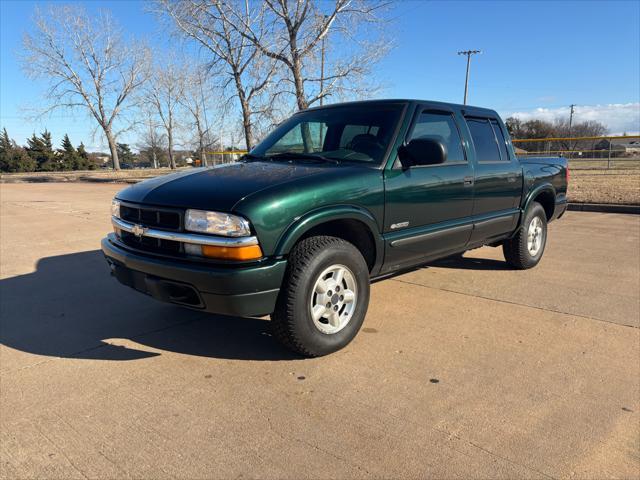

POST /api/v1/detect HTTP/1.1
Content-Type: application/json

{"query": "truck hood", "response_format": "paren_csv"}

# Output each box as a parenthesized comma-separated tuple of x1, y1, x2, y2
(115, 161, 329, 211)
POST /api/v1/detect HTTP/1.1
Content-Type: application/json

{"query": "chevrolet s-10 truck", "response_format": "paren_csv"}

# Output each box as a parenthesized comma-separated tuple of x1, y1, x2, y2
(102, 99, 568, 356)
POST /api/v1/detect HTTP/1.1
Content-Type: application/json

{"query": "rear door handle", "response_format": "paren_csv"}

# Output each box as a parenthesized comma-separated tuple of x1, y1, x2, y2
(463, 176, 474, 186)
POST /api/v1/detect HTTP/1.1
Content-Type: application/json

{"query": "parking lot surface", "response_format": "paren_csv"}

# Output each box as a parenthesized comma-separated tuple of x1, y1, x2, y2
(1, 183, 639, 479)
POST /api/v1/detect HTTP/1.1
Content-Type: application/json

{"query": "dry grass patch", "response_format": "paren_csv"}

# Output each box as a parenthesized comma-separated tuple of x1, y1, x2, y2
(569, 169, 640, 204)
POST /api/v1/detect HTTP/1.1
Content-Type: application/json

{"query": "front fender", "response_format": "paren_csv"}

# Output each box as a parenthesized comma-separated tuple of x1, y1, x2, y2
(274, 205, 384, 272)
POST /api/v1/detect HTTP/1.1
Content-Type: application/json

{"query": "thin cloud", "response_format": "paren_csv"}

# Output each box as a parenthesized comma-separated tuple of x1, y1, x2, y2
(501, 103, 640, 135)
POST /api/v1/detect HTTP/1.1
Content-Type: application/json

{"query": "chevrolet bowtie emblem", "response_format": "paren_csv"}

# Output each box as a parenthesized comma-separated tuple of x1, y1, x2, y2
(131, 224, 147, 237)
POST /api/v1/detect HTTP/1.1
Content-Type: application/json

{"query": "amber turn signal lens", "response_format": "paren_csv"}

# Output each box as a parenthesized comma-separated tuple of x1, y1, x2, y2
(201, 244, 263, 260)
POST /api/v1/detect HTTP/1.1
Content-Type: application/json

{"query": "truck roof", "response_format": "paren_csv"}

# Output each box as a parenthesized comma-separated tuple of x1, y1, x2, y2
(302, 98, 498, 117)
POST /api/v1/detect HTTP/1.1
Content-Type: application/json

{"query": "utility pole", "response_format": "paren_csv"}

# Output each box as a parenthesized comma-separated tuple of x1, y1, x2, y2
(568, 104, 576, 136)
(319, 15, 329, 107)
(457, 50, 481, 105)
(568, 104, 576, 155)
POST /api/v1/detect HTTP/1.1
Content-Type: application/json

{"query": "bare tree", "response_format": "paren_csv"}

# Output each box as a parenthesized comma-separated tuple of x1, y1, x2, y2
(178, 68, 217, 166)
(21, 5, 150, 170)
(156, 0, 278, 150)
(505, 116, 608, 155)
(145, 62, 185, 169)
(137, 108, 167, 168)
(235, 0, 390, 110)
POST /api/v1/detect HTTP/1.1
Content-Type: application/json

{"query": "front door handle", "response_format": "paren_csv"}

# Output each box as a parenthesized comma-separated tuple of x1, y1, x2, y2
(463, 176, 474, 187)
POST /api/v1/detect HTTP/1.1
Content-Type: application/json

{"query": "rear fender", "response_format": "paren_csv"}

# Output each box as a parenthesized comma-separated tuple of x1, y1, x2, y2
(518, 183, 556, 228)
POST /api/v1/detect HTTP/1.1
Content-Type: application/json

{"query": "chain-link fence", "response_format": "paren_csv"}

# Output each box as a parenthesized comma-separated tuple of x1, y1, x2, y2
(197, 138, 640, 172)
(193, 150, 248, 167)
(512, 135, 640, 170)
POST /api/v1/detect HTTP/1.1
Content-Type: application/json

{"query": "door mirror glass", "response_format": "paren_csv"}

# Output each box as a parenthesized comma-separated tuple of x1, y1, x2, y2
(398, 138, 447, 168)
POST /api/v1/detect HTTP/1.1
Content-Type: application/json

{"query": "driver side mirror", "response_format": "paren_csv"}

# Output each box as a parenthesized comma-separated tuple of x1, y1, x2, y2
(398, 138, 447, 169)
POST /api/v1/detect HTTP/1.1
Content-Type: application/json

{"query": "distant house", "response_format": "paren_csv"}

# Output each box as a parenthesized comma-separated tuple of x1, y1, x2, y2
(620, 140, 640, 154)
(595, 139, 640, 155)
(87, 152, 111, 164)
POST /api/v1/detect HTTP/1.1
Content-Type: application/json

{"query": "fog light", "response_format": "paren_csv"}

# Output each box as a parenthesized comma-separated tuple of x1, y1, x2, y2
(184, 243, 203, 256)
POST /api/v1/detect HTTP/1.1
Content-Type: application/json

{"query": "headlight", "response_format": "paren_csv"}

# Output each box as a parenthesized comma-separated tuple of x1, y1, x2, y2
(111, 199, 120, 218)
(185, 209, 251, 237)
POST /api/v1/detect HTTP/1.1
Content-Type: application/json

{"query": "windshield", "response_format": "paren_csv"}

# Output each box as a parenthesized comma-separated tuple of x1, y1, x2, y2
(250, 103, 405, 165)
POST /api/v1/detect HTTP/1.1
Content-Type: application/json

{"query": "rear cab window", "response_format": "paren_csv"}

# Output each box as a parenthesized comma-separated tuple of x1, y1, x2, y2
(339, 125, 380, 148)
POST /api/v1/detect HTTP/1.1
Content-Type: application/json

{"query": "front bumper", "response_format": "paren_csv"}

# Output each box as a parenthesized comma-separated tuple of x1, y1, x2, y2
(101, 234, 286, 317)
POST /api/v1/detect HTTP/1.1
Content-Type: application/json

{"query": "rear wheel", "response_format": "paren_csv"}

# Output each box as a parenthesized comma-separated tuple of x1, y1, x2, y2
(271, 236, 370, 357)
(503, 201, 547, 269)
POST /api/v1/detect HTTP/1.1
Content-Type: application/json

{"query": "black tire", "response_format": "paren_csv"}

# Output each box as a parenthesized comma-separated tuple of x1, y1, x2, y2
(503, 201, 547, 269)
(271, 235, 370, 357)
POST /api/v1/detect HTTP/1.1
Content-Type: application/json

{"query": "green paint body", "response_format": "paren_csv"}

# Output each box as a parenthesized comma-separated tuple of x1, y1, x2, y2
(106, 100, 568, 316)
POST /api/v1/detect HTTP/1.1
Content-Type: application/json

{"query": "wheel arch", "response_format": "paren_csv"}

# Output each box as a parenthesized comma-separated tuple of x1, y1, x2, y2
(521, 184, 556, 225)
(274, 206, 384, 274)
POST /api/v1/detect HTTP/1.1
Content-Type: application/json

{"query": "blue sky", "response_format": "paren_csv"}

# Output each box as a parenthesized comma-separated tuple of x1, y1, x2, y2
(1, 0, 639, 151)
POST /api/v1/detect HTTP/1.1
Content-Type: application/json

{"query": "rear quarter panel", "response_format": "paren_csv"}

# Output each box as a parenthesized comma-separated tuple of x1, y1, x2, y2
(519, 156, 568, 212)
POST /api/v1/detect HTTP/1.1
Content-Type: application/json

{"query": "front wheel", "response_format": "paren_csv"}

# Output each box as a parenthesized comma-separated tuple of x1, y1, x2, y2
(270, 236, 370, 357)
(503, 202, 548, 269)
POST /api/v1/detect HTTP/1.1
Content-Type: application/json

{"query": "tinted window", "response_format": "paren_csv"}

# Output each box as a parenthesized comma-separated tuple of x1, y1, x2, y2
(490, 119, 510, 162)
(339, 125, 380, 148)
(267, 122, 327, 154)
(466, 118, 501, 162)
(253, 104, 403, 164)
(409, 112, 465, 163)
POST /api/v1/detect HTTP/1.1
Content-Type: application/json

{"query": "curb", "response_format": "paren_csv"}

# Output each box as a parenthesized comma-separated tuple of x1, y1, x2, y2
(568, 203, 640, 215)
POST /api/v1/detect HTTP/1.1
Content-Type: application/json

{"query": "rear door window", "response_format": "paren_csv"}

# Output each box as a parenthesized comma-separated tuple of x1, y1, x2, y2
(466, 117, 501, 163)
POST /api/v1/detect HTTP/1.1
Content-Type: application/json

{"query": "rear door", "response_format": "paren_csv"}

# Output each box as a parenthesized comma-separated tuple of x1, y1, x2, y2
(383, 106, 474, 270)
(464, 116, 523, 242)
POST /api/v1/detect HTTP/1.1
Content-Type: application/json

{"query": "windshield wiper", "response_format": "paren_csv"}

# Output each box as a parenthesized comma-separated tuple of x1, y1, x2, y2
(241, 153, 269, 162)
(268, 152, 339, 165)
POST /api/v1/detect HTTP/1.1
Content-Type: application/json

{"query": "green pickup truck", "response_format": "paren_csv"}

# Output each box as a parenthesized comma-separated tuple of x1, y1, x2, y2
(102, 99, 568, 356)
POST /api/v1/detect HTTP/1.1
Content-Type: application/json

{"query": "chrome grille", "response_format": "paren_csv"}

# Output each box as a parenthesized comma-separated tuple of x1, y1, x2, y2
(117, 203, 183, 255)
(120, 203, 181, 231)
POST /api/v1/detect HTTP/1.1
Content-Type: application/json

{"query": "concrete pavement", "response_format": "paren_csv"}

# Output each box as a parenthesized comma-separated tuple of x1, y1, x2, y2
(1, 183, 638, 479)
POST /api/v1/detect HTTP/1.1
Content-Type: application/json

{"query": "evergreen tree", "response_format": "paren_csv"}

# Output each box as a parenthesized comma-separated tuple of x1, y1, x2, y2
(0, 128, 12, 154)
(58, 133, 79, 170)
(116, 143, 136, 168)
(26, 130, 56, 171)
(42, 130, 53, 151)
(76, 142, 96, 170)
(26, 133, 44, 151)
(0, 128, 36, 172)
(77, 142, 88, 159)
(61, 134, 75, 154)
(1, 147, 37, 172)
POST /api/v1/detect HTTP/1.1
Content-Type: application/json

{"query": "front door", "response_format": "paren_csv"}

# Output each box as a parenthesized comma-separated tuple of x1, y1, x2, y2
(383, 108, 474, 272)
